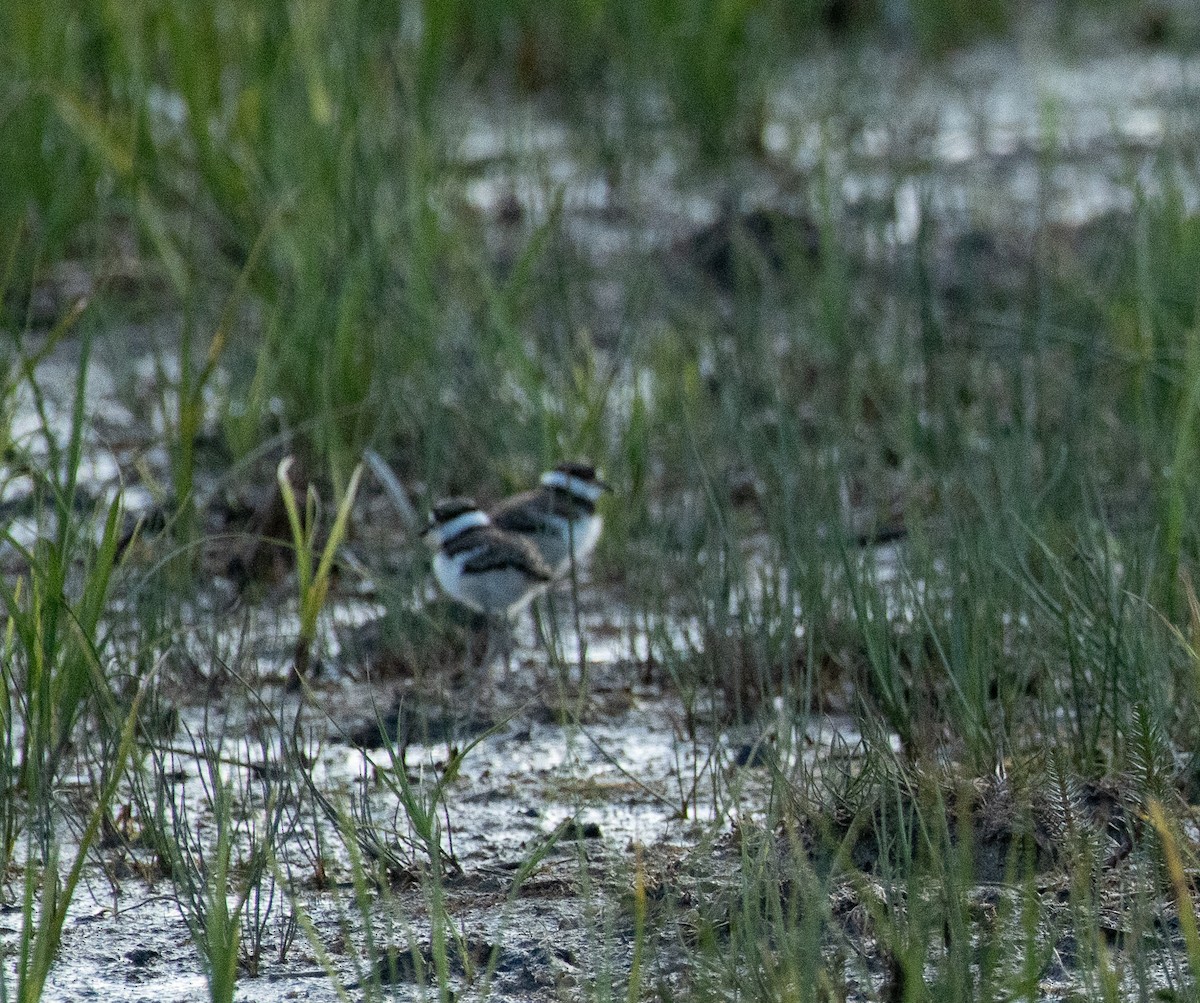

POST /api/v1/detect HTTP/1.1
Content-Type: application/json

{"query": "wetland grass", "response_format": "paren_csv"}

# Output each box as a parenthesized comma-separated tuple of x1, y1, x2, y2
(5, 0, 1200, 1000)
(0, 343, 153, 1002)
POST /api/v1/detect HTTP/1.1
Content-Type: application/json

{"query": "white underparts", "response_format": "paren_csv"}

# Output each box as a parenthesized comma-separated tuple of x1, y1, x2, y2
(432, 548, 545, 616)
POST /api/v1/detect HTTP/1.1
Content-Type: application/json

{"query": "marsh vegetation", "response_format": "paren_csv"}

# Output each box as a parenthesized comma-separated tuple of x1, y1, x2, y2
(4, 1, 1200, 1000)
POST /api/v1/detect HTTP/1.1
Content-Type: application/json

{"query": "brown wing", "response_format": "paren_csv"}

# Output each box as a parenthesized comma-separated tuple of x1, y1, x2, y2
(492, 486, 593, 528)
(490, 489, 555, 534)
(461, 528, 553, 580)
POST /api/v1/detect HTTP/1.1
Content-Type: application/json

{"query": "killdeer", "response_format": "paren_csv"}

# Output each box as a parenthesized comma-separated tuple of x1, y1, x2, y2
(422, 497, 554, 618)
(490, 461, 611, 578)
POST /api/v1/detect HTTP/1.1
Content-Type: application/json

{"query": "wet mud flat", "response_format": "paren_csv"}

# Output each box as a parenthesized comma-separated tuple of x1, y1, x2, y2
(4, 633, 827, 1003)
(7, 585, 1191, 1003)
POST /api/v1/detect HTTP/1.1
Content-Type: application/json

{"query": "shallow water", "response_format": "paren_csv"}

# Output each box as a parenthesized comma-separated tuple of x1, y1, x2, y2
(463, 32, 1200, 267)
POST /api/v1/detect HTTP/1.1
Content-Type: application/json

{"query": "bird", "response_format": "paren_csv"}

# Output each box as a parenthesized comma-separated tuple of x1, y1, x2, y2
(422, 497, 554, 618)
(489, 461, 611, 578)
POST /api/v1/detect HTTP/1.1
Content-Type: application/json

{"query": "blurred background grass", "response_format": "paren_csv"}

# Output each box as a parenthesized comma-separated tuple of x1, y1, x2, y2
(5, 0, 1200, 680)
(0, 0, 1199, 641)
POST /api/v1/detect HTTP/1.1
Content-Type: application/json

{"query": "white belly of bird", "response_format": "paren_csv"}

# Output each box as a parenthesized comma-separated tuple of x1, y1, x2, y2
(536, 514, 602, 576)
(433, 550, 543, 617)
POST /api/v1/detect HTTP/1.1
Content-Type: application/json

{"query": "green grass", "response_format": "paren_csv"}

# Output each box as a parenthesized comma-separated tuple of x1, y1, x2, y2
(4, 0, 1200, 1001)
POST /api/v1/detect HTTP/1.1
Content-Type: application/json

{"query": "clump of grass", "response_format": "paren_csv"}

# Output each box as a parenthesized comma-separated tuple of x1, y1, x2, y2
(157, 221, 274, 574)
(304, 713, 499, 881)
(1100, 187, 1200, 613)
(1, 337, 128, 844)
(7, 685, 147, 1003)
(277, 455, 363, 679)
(133, 719, 298, 1003)
(0, 343, 154, 1002)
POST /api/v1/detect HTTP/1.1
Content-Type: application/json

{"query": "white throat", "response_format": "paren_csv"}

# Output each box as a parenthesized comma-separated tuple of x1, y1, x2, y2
(541, 469, 605, 503)
(434, 509, 489, 544)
